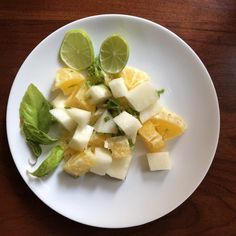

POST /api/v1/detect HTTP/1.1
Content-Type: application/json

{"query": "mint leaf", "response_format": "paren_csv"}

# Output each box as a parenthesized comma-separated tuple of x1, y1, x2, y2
(30, 145, 64, 177)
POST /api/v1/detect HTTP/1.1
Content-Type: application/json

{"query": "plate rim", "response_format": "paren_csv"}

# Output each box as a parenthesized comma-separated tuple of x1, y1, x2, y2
(6, 14, 220, 228)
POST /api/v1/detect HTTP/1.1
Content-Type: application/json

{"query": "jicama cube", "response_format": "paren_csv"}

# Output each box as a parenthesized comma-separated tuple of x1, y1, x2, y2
(69, 125, 94, 151)
(67, 108, 91, 127)
(51, 93, 67, 108)
(139, 100, 162, 123)
(146, 152, 171, 171)
(63, 149, 96, 177)
(108, 77, 128, 98)
(87, 84, 111, 104)
(94, 110, 117, 134)
(50, 108, 76, 132)
(90, 148, 112, 175)
(113, 111, 142, 142)
(106, 155, 132, 180)
(126, 82, 158, 111)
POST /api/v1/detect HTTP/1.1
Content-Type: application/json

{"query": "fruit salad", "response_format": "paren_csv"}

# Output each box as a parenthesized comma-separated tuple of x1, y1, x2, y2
(19, 30, 187, 180)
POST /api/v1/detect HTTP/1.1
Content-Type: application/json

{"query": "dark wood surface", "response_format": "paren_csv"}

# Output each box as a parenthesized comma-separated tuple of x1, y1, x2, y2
(0, 1, 235, 235)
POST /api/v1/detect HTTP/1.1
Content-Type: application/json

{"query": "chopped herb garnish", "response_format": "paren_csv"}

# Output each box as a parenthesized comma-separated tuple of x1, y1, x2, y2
(128, 139, 134, 148)
(156, 89, 165, 98)
(106, 97, 122, 117)
(87, 57, 105, 86)
(125, 106, 139, 119)
(116, 126, 125, 136)
(104, 116, 111, 122)
(64, 106, 71, 109)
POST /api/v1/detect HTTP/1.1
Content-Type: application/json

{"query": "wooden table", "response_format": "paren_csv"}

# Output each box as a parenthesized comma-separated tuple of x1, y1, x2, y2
(0, 1, 235, 235)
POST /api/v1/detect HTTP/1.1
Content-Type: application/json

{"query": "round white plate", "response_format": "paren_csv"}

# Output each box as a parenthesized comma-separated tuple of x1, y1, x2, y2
(6, 14, 220, 228)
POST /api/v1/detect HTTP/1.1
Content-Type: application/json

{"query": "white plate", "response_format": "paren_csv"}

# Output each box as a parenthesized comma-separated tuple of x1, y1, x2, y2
(6, 14, 220, 228)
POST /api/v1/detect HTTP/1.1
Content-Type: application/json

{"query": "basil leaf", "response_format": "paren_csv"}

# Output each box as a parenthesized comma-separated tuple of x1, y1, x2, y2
(26, 140, 42, 158)
(23, 123, 57, 145)
(30, 145, 64, 177)
(20, 84, 53, 133)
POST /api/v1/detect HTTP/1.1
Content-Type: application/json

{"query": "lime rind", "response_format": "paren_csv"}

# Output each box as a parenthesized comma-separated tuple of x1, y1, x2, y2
(60, 29, 94, 70)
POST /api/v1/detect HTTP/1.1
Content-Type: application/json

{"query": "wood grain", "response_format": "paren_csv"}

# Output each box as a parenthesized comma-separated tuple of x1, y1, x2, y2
(0, 0, 235, 235)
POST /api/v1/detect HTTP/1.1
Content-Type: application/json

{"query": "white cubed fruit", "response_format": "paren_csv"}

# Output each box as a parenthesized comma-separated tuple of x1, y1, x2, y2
(113, 111, 142, 142)
(51, 93, 67, 108)
(87, 84, 111, 104)
(108, 77, 128, 98)
(50, 108, 76, 132)
(67, 108, 91, 127)
(90, 148, 112, 176)
(147, 152, 171, 171)
(69, 125, 94, 151)
(94, 110, 117, 134)
(139, 100, 162, 123)
(106, 155, 132, 180)
(126, 82, 158, 111)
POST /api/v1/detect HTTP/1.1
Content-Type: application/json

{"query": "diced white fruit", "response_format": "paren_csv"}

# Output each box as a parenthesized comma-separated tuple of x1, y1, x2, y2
(94, 110, 117, 134)
(126, 82, 158, 111)
(69, 125, 94, 151)
(106, 155, 132, 180)
(139, 100, 162, 123)
(108, 77, 128, 98)
(87, 85, 111, 104)
(90, 148, 112, 175)
(113, 111, 142, 142)
(147, 152, 171, 171)
(51, 93, 67, 108)
(50, 108, 76, 132)
(66, 108, 91, 127)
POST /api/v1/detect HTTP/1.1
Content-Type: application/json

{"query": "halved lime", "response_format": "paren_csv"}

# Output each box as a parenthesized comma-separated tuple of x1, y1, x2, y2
(99, 34, 129, 74)
(60, 29, 94, 70)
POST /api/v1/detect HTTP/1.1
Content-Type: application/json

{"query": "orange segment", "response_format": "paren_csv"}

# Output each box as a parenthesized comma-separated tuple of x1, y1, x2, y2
(138, 120, 165, 152)
(120, 66, 150, 90)
(151, 108, 187, 141)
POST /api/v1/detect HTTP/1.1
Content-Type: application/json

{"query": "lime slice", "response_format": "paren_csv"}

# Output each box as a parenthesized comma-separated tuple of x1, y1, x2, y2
(60, 30, 94, 70)
(99, 34, 129, 74)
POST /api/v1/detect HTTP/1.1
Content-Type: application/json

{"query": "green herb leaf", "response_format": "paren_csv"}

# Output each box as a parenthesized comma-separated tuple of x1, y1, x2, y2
(22, 123, 58, 145)
(128, 138, 134, 148)
(20, 84, 53, 133)
(87, 57, 105, 86)
(26, 140, 42, 158)
(104, 116, 111, 122)
(156, 89, 165, 98)
(125, 106, 139, 119)
(106, 98, 122, 117)
(116, 126, 125, 136)
(30, 145, 64, 177)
